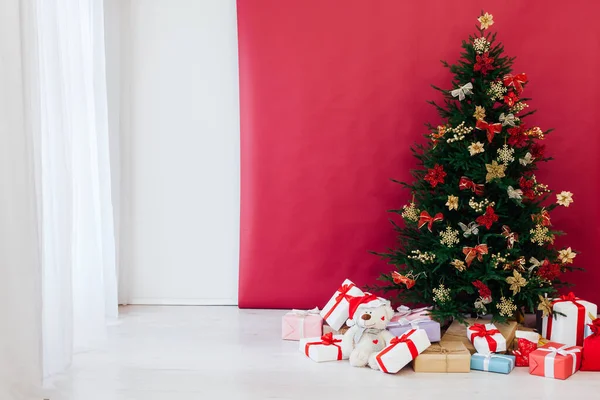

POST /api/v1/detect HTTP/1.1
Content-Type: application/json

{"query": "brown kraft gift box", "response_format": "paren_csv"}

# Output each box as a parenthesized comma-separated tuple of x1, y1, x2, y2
(412, 341, 471, 372)
(441, 318, 518, 354)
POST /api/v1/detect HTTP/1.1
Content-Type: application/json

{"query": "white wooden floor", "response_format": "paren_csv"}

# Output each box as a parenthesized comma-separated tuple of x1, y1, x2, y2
(45, 306, 599, 399)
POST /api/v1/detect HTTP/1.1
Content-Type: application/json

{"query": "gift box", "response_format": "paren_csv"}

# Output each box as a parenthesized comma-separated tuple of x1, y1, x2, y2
(388, 318, 441, 343)
(374, 329, 431, 374)
(541, 292, 597, 347)
(320, 279, 365, 331)
(470, 353, 515, 374)
(512, 330, 540, 367)
(581, 317, 600, 371)
(322, 322, 349, 336)
(442, 318, 517, 354)
(299, 333, 347, 362)
(393, 305, 432, 322)
(467, 323, 507, 355)
(529, 341, 582, 380)
(282, 308, 323, 341)
(412, 341, 471, 373)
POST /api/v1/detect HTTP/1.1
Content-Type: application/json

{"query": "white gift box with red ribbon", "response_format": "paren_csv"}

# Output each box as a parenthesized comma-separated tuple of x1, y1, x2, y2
(299, 333, 347, 363)
(320, 279, 365, 331)
(541, 292, 597, 347)
(374, 328, 431, 374)
(467, 323, 506, 355)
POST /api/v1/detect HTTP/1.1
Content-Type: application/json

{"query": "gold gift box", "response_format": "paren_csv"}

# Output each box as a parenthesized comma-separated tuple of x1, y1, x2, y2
(412, 341, 471, 373)
(441, 318, 518, 354)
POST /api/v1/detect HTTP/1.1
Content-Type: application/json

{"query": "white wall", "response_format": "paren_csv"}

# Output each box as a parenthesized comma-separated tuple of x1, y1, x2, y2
(120, 0, 240, 305)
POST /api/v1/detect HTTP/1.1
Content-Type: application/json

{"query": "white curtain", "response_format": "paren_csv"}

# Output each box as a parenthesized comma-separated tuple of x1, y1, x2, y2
(34, 0, 119, 378)
(0, 1, 43, 398)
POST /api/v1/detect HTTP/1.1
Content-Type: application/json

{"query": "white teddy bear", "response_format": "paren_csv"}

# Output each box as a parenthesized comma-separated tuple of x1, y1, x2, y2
(341, 294, 395, 369)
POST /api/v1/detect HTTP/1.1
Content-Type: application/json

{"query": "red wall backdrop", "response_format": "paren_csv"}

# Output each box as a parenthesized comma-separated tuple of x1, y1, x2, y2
(237, 0, 600, 309)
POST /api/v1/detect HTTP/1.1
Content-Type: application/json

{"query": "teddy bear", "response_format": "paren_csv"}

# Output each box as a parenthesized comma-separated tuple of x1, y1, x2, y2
(341, 294, 395, 369)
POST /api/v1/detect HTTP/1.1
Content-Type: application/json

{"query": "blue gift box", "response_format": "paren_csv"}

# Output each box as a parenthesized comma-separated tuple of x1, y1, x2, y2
(470, 353, 515, 374)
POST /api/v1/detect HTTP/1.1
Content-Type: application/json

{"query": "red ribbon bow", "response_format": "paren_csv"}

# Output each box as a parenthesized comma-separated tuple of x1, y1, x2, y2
(503, 73, 528, 94)
(304, 332, 343, 360)
(418, 211, 444, 232)
(546, 292, 587, 346)
(589, 319, 600, 336)
(322, 283, 356, 320)
(462, 244, 489, 267)
(476, 120, 503, 143)
(376, 329, 419, 373)
(469, 323, 500, 352)
(459, 176, 484, 196)
(392, 271, 416, 289)
(501, 225, 519, 249)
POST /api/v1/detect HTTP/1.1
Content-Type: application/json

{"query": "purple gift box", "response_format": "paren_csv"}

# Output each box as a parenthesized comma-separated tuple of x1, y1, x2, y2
(387, 318, 441, 343)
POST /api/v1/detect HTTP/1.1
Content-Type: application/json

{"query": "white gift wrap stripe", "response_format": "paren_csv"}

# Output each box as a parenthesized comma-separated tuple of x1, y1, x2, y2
(481, 354, 515, 371)
(539, 345, 580, 378)
(542, 300, 597, 346)
(289, 308, 320, 339)
(320, 279, 364, 331)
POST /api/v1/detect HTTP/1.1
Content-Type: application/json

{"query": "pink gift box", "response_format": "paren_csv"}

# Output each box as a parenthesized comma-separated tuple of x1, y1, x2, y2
(282, 308, 323, 341)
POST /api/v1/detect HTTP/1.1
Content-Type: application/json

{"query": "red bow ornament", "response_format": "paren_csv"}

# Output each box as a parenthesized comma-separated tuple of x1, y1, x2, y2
(392, 271, 416, 289)
(418, 211, 444, 232)
(503, 73, 528, 94)
(462, 244, 488, 267)
(469, 323, 501, 353)
(459, 176, 484, 196)
(501, 225, 519, 249)
(532, 210, 551, 227)
(476, 119, 502, 143)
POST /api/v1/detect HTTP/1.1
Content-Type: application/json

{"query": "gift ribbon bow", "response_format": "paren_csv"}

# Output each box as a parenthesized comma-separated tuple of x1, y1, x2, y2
(322, 283, 356, 320)
(418, 211, 444, 232)
(459, 176, 484, 196)
(388, 316, 431, 329)
(538, 345, 580, 378)
(588, 313, 600, 336)
(304, 332, 342, 360)
(499, 113, 516, 127)
(503, 73, 528, 94)
(375, 329, 419, 373)
(291, 307, 320, 338)
(396, 305, 432, 318)
(481, 354, 514, 372)
(546, 292, 587, 346)
(469, 323, 500, 352)
(450, 82, 473, 101)
(462, 244, 488, 267)
(475, 119, 502, 143)
(501, 225, 518, 249)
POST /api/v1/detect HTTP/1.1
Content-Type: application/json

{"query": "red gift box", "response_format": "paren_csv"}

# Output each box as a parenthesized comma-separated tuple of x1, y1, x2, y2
(513, 338, 538, 367)
(581, 319, 600, 371)
(529, 342, 582, 380)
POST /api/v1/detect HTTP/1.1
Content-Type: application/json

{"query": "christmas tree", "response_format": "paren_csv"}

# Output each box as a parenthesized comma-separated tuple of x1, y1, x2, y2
(376, 12, 579, 323)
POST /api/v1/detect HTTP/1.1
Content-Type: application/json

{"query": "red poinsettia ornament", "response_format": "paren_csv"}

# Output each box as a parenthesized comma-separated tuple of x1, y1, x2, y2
(537, 260, 561, 281)
(475, 206, 498, 229)
(474, 52, 495, 75)
(424, 164, 446, 187)
(472, 280, 492, 302)
(518, 176, 535, 200)
(504, 91, 519, 107)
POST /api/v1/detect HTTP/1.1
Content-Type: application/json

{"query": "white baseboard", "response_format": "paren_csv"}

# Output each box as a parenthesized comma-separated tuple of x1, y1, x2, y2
(126, 298, 238, 306)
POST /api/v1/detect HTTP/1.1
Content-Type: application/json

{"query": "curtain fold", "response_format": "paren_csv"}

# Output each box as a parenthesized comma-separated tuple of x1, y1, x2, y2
(0, 0, 43, 398)
(33, 0, 118, 378)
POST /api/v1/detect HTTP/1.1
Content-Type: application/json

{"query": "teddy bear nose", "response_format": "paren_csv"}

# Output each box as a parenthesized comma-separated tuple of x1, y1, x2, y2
(361, 314, 371, 321)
